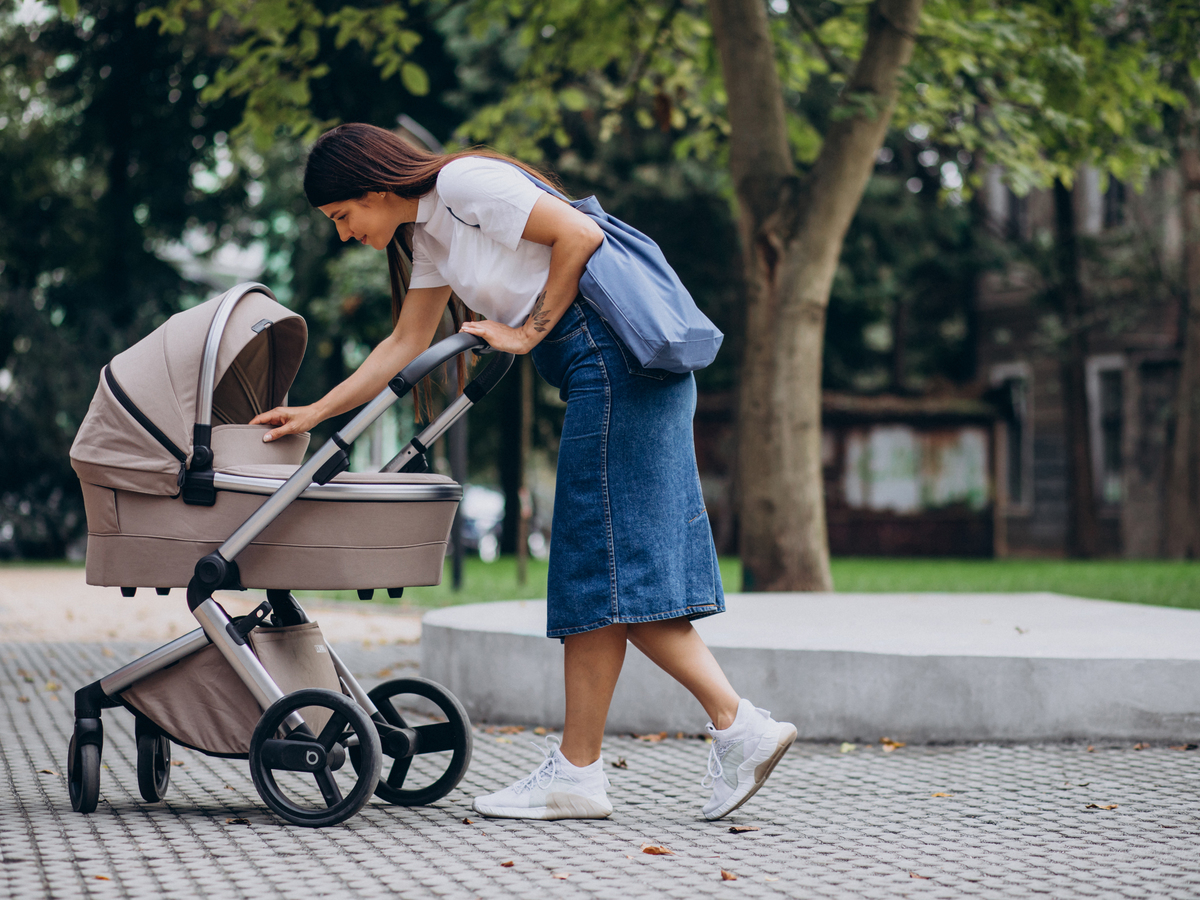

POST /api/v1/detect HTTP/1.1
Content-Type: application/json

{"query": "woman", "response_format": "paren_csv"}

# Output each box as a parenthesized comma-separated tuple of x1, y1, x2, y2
(252, 122, 796, 821)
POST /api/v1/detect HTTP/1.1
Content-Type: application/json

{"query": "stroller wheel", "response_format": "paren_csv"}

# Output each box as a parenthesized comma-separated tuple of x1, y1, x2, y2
(68, 733, 100, 814)
(249, 688, 382, 827)
(352, 677, 473, 807)
(135, 724, 172, 803)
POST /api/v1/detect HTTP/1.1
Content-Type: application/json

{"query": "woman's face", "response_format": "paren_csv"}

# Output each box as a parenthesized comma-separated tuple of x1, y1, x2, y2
(318, 192, 406, 251)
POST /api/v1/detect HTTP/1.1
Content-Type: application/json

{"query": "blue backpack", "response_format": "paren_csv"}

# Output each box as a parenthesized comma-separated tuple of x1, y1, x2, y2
(515, 170, 724, 374)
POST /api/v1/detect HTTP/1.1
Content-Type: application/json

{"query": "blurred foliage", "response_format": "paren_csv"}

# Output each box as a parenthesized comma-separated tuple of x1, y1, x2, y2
(4, 0, 1195, 559)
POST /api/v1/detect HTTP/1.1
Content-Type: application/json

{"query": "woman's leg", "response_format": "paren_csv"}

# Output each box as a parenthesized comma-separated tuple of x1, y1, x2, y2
(626, 618, 741, 730)
(559, 624, 629, 767)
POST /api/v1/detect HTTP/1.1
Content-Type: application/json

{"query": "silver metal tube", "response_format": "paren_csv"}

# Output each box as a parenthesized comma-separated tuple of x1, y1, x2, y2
(217, 439, 343, 560)
(381, 394, 473, 473)
(99, 628, 211, 697)
(211, 473, 461, 502)
(338, 389, 401, 445)
(192, 598, 304, 730)
(195, 282, 276, 429)
(327, 646, 378, 716)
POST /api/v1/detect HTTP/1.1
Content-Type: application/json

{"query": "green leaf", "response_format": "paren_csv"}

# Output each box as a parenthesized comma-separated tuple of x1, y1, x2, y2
(400, 62, 429, 96)
(59, 0, 78, 18)
(559, 87, 588, 112)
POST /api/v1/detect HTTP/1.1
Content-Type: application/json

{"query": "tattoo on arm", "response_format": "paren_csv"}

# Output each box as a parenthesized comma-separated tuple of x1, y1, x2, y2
(530, 290, 551, 333)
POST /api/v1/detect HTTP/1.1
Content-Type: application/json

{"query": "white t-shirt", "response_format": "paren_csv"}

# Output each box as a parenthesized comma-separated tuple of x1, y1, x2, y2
(408, 157, 552, 327)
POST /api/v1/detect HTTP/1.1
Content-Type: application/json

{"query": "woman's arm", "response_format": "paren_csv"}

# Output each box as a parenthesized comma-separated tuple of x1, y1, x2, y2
(459, 194, 602, 354)
(251, 284, 452, 442)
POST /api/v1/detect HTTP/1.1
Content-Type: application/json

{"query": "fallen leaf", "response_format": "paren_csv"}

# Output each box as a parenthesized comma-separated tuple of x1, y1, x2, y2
(910, 872, 930, 879)
(720, 870, 737, 881)
(101, 647, 115, 658)
(533, 727, 548, 736)
(17, 696, 29, 703)
(94, 875, 111, 881)
(634, 732, 668, 742)
(1086, 745, 1095, 752)
(171, 761, 185, 767)
(728, 826, 760, 834)
(676, 732, 685, 739)
(612, 758, 628, 769)
(495, 737, 513, 744)
(552, 873, 569, 880)
(880, 737, 906, 752)
(1169, 744, 1198, 751)
(1014, 626, 1028, 635)
(497, 725, 525, 734)
(44, 681, 61, 692)
(20, 673, 33, 684)
(500, 861, 514, 868)
(839, 742, 857, 754)
(39, 769, 59, 776)
(374, 668, 394, 679)
(641, 844, 674, 856)
(764, 876, 780, 882)
(225, 818, 250, 825)
(1133, 742, 1150, 750)
(931, 792, 953, 798)
(462, 818, 473, 825)
(1085, 803, 1118, 810)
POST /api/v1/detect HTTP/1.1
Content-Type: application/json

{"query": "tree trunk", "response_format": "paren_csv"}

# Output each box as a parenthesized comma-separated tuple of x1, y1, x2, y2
(1166, 131, 1200, 557)
(1052, 180, 1100, 558)
(709, 0, 923, 591)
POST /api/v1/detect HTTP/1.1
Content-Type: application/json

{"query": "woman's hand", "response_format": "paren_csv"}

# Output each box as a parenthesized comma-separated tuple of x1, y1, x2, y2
(460, 319, 538, 355)
(250, 405, 324, 443)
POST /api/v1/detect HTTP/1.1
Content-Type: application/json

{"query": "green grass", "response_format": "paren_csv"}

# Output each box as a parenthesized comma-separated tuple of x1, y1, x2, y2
(828, 557, 1200, 610)
(299, 556, 1200, 611)
(10, 555, 1200, 611)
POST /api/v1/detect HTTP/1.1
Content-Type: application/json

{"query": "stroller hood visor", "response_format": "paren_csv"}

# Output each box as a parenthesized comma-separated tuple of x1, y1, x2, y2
(71, 289, 307, 496)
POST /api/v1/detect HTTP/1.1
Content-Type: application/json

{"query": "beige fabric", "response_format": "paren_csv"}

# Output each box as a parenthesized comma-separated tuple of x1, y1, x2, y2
(211, 426, 309, 469)
(70, 290, 306, 497)
(121, 622, 342, 756)
(83, 481, 457, 589)
(250, 624, 342, 735)
(79, 483, 119, 535)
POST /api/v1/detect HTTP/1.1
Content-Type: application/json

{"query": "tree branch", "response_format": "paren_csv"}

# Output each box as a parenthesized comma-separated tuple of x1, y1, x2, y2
(787, 2, 849, 77)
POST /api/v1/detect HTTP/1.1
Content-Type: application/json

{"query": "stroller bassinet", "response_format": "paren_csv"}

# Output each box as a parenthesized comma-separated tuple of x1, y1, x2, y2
(70, 286, 457, 591)
(65, 283, 514, 826)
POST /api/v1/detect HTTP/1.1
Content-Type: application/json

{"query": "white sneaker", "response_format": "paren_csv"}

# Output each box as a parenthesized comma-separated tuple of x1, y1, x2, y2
(701, 699, 797, 820)
(472, 736, 613, 820)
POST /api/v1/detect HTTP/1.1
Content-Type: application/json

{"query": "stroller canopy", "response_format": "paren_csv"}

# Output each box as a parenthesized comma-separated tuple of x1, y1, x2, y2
(71, 286, 307, 496)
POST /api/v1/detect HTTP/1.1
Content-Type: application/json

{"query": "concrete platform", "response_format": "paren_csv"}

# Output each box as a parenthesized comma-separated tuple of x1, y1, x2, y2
(422, 593, 1200, 742)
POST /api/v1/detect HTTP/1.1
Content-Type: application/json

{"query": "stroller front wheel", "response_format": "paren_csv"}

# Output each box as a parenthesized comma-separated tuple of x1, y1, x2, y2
(68, 734, 100, 814)
(249, 688, 382, 827)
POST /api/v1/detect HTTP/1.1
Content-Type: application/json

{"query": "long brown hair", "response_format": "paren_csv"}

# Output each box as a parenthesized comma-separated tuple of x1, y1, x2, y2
(304, 123, 560, 415)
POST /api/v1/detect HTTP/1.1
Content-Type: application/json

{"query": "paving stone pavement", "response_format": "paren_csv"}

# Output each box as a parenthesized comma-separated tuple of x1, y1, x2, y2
(4, 640, 1200, 899)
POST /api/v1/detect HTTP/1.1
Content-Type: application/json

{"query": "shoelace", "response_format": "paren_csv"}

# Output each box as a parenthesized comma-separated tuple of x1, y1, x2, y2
(702, 737, 735, 788)
(513, 735, 564, 794)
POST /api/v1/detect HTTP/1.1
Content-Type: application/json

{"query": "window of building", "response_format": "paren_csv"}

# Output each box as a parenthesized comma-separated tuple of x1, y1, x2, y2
(990, 363, 1033, 513)
(1104, 180, 1126, 229)
(1086, 355, 1125, 507)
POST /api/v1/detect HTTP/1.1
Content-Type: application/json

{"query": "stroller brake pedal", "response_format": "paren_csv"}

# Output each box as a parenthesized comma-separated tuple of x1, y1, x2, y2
(226, 600, 273, 645)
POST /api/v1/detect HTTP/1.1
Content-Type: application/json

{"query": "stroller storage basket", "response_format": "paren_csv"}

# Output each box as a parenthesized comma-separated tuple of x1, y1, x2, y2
(120, 622, 341, 757)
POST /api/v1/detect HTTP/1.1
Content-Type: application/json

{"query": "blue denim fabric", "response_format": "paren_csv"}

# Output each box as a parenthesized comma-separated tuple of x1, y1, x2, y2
(531, 300, 725, 638)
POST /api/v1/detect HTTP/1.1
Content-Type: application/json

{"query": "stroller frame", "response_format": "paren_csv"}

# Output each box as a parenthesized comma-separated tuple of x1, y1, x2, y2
(70, 283, 514, 826)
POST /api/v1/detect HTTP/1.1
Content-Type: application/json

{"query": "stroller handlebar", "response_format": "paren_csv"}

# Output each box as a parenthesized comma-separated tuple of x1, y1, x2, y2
(386, 331, 488, 399)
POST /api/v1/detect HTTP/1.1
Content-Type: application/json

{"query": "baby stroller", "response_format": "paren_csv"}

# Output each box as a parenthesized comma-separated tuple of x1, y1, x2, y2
(67, 282, 512, 826)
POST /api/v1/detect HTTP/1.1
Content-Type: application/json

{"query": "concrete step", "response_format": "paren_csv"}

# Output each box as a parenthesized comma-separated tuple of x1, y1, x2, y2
(422, 593, 1200, 742)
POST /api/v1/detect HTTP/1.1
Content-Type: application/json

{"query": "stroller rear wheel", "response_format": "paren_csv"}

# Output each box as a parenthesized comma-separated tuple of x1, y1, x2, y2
(68, 733, 100, 814)
(249, 688, 382, 827)
(351, 677, 473, 807)
(135, 719, 172, 803)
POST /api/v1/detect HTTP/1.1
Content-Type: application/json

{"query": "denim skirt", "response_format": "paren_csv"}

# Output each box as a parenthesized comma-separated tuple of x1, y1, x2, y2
(531, 299, 725, 638)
